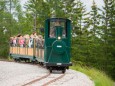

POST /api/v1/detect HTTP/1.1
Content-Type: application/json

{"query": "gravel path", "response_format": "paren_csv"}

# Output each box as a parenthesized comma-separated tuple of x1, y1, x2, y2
(0, 61, 94, 86)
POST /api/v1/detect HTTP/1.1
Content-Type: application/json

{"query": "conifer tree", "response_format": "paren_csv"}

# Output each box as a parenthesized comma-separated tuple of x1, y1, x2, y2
(86, 0, 103, 66)
(100, 0, 115, 79)
(0, 0, 21, 57)
(71, 0, 90, 64)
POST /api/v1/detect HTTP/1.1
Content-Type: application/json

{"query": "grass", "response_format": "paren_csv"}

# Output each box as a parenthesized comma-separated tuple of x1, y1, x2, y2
(70, 64, 114, 86)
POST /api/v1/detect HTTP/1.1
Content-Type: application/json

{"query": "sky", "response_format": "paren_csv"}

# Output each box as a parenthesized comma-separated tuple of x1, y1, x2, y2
(20, 0, 28, 5)
(20, 0, 104, 11)
(20, 0, 28, 10)
(80, 0, 104, 11)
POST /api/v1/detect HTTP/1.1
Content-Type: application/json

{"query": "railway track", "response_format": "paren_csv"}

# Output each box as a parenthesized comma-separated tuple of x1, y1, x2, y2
(42, 73, 65, 86)
(22, 73, 50, 86)
(22, 73, 65, 86)
(0, 60, 66, 86)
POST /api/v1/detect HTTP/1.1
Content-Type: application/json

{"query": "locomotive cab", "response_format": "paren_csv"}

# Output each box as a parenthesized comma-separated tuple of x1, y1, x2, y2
(44, 18, 72, 73)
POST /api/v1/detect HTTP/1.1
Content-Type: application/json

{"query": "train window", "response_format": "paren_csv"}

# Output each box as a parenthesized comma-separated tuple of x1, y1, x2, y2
(49, 21, 66, 38)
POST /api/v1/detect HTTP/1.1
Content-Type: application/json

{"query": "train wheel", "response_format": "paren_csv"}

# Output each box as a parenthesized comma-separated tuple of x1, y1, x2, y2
(50, 69, 52, 73)
(35, 60, 38, 64)
(62, 69, 66, 73)
(28, 59, 31, 63)
(14, 59, 17, 62)
(17, 59, 21, 62)
(32, 61, 35, 64)
(49, 68, 52, 73)
(46, 67, 49, 70)
(24, 59, 27, 63)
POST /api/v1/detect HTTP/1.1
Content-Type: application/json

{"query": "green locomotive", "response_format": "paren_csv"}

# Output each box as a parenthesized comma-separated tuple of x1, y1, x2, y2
(44, 18, 72, 73)
(10, 18, 72, 73)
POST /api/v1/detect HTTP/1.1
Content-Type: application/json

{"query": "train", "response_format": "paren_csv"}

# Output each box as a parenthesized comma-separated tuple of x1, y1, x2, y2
(9, 18, 72, 73)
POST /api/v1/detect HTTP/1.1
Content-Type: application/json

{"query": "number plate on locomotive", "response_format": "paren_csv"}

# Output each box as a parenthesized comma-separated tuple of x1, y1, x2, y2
(57, 63, 62, 65)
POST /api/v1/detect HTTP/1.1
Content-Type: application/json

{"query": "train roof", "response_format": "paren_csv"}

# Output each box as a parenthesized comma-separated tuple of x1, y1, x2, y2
(46, 18, 71, 22)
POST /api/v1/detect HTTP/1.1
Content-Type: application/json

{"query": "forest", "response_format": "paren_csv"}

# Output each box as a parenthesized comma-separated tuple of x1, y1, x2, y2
(0, 0, 115, 80)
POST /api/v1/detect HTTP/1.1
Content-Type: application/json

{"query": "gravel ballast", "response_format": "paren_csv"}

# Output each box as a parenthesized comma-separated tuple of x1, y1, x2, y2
(0, 61, 94, 86)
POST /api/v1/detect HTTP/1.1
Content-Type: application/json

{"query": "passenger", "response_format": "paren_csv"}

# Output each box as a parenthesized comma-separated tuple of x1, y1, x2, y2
(17, 34, 22, 46)
(19, 35, 25, 47)
(24, 34, 29, 47)
(17, 34, 21, 37)
(42, 39, 44, 47)
(32, 33, 39, 47)
(33, 32, 37, 38)
(38, 35, 44, 48)
(10, 37, 13, 46)
(12, 36, 17, 47)
(50, 27, 55, 38)
(34, 35, 39, 47)
(28, 34, 34, 48)
(55, 21, 61, 26)
(50, 21, 61, 38)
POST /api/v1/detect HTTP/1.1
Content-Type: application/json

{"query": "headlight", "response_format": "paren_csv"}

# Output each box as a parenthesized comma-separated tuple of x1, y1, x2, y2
(58, 37, 61, 40)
